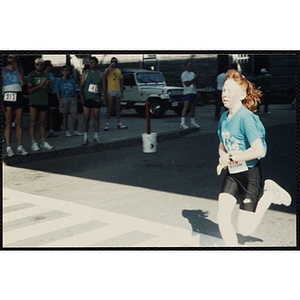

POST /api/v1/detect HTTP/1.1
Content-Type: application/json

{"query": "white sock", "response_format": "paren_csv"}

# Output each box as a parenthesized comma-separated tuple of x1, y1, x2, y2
(191, 118, 196, 124)
(84, 133, 88, 139)
(94, 132, 99, 139)
(181, 117, 185, 125)
(17, 145, 22, 150)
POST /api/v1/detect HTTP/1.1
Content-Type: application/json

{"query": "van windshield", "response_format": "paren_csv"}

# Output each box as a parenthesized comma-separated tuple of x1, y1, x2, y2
(136, 72, 164, 83)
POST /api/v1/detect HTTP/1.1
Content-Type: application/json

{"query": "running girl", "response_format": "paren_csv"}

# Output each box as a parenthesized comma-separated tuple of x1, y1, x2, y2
(216, 69, 291, 246)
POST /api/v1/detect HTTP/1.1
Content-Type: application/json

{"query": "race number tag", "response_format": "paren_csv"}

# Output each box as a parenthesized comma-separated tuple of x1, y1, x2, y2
(4, 92, 17, 102)
(228, 159, 248, 174)
(88, 84, 99, 93)
(227, 151, 248, 174)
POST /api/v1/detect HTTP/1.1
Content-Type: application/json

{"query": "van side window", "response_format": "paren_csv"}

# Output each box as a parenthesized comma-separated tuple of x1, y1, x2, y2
(123, 74, 136, 86)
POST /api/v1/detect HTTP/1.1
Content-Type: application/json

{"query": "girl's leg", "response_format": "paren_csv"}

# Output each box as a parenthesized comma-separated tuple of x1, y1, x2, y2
(62, 113, 69, 132)
(70, 112, 78, 131)
(4, 107, 13, 147)
(237, 180, 291, 236)
(217, 193, 238, 246)
(14, 107, 23, 147)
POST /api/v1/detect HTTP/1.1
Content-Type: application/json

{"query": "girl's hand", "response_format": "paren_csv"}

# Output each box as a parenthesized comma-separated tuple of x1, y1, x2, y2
(217, 163, 227, 176)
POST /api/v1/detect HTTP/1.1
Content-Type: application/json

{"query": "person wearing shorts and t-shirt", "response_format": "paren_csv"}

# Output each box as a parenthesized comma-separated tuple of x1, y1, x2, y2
(2, 54, 28, 157)
(180, 61, 200, 129)
(27, 58, 53, 151)
(54, 65, 82, 138)
(80, 57, 107, 146)
(103, 57, 127, 130)
(216, 69, 291, 246)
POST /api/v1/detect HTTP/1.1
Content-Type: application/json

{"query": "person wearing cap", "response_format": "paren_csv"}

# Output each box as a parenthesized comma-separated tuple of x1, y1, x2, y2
(255, 68, 271, 114)
(27, 58, 54, 151)
(2, 54, 28, 157)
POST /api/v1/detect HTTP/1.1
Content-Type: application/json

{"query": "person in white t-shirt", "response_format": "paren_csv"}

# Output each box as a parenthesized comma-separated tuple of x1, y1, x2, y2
(180, 61, 200, 129)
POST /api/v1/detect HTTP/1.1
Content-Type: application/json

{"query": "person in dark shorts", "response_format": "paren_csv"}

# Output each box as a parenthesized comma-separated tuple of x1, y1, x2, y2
(216, 69, 291, 246)
(27, 58, 53, 151)
(2, 54, 28, 157)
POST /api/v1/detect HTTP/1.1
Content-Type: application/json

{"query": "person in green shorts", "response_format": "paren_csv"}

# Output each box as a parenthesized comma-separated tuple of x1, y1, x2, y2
(80, 57, 107, 146)
(27, 58, 54, 151)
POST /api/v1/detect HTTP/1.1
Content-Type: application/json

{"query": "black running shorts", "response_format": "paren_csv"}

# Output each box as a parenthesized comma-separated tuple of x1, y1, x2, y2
(219, 161, 263, 212)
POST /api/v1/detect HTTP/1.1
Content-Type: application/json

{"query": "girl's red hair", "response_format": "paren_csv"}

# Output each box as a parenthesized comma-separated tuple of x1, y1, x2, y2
(225, 69, 262, 112)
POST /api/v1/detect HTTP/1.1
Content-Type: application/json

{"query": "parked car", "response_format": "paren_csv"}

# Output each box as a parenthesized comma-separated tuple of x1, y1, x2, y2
(121, 69, 185, 117)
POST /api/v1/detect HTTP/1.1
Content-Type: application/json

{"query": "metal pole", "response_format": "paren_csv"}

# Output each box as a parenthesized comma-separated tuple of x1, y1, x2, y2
(145, 100, 151, 134)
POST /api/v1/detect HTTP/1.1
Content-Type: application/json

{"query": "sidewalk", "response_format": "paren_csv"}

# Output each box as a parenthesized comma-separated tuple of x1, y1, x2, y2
(2, 104, 296, 165)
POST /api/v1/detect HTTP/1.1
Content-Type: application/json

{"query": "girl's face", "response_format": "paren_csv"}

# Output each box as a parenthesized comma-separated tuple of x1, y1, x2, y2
(222, 78, 246, 109)
(62, 68, 69, 76)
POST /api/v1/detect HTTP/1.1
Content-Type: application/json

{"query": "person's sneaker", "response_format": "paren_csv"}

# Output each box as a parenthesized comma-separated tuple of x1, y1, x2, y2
(104, 124, 109, 131)
(190, 122, 201, 128)
(17, 146, 28, 156)
(180, 124, 189, 129)
(47, 131, 58, 138)
(117, 123, 127, 129)
(65, 131, 73, 137)
(6, 147, 14, 157)
(31, 142, 40, 151)
(40, 141, 54, 150)
(93, 138, 101, 145)
(264, 179, 292, 206)
(82, 138, 89, 146)
(73, 131, 83, 136)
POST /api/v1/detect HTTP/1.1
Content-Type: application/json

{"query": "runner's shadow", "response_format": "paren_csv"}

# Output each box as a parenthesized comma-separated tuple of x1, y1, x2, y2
(182, 209, 263, 245)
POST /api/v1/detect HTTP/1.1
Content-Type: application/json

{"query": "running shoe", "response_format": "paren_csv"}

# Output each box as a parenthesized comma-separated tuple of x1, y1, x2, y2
(31, 142, 40, 151)
(117, 124, 127, 129)
(6, 147, 14, 157)
(93, 138, 101, 145)
(264, 179, 292, 206)
(190, 122, 201, 128)
(65, 131, 73, 137)
(180, 124, 189, 129)
(17, 146, 28, 156)
(73, 131, 83, 136)
(82, 138, 89, 146)
(41, 141, 54, 150)
(104, 124, 109, 131)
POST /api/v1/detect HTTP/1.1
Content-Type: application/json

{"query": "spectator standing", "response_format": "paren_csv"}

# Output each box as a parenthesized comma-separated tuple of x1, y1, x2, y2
(80, 57, 106, 145)
(180, 61, 200, 129)
(255, 68, 271, 114)
(44, 60, 59, 137)
(53, 65, 83, 137)
(103, 57, 127, 130)
(2, 54, 28, 157)
(27, 58, 53, 151)
(215, 69, 227, 121)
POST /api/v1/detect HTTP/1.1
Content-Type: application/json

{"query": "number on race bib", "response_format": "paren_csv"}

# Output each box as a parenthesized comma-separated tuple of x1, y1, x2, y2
(88, 84, 99, 93)
(4, 93, 17, 102)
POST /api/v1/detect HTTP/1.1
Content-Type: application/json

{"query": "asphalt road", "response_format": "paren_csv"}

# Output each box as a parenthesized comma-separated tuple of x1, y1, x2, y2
(9, 122, 296, 214)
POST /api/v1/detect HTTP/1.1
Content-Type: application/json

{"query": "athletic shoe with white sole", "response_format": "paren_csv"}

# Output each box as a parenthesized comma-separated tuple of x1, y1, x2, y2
(117, 124, 127, 129)
(31, 142, 40, 151)
(180, 124, 189, 129)
(264, 179, 292, 206)
(40, 141, 54, 150)
(190, 123, 201, 128)
(6, 147, 14, 157)
(93, 138, 101, 145)
(17, 146, 28, 156)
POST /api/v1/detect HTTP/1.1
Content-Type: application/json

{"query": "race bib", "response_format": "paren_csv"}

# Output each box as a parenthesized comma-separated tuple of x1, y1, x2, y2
(4, 92, 17, 102)
(88, 84, 99, 93)
(228, 159, 248, 174)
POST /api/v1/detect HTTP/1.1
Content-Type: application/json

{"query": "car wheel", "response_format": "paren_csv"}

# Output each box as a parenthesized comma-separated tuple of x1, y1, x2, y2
(149, 99, 166, 117)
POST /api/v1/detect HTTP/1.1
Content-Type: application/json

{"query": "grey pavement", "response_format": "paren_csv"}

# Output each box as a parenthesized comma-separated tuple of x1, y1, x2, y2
(2, 104, 297, 248)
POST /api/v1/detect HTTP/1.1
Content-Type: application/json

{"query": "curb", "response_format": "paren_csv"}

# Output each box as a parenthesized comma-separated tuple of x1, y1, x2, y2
(3, 127, 198, 166)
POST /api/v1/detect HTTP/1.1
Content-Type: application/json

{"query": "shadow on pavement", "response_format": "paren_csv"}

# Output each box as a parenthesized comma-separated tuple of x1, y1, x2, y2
(182, 209, 264, 245)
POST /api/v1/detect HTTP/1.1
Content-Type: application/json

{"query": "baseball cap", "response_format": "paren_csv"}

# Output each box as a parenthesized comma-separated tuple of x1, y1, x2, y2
(260, 68, 268, 74)
(35, 58, 44, 64)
